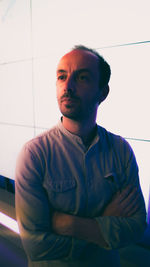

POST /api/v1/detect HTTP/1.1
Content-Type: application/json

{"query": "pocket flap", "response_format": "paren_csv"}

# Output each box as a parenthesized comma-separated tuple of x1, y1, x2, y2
(49, 179, 76, 192)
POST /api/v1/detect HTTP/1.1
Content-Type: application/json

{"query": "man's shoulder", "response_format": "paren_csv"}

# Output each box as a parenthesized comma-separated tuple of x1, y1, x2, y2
(98, 125, 132, 152)
(23, 124, 60, 153)
(98, 125, 125, 142)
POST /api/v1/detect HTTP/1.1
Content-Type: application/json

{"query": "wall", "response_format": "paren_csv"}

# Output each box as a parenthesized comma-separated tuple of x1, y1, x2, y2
(0, 0, 150, 210)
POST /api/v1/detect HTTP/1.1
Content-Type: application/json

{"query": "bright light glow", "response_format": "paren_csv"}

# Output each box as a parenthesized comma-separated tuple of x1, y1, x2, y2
(0, 212, 20, 234)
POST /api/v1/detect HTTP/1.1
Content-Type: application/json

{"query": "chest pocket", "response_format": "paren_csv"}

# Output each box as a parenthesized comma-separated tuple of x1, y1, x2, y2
(49, 179, 76, 192)
(47, 178, 77, 213)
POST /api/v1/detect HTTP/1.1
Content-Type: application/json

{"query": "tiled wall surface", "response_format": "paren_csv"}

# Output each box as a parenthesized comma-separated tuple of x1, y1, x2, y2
(0, 0, 150, 209)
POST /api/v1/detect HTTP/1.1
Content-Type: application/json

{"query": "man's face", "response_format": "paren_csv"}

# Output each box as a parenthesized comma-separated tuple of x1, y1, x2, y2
(56, 49, 101, 121)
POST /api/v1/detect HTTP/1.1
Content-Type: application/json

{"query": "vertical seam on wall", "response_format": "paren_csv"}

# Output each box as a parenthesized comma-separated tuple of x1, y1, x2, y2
(30, 0, 36, 137)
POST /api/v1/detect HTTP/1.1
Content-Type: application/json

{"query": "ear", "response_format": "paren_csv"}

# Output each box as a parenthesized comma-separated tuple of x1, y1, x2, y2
(99, 85, 109, 104)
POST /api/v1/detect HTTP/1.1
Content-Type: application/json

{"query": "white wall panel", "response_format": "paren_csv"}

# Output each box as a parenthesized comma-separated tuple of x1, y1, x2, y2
(35, 127, 49, 137)
(127, 139, 150, 212)
(31, 0, 150, 57)
(97, 44, 150, 140)
(0, 0, 31, 63)
(0, 124, 34, 179)
(33, 57, 61, 128)
(0, 61, 34, 126)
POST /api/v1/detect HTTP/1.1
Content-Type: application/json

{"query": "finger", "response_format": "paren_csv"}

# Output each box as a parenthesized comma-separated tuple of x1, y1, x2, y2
(120, 192, 141, 216)
(120, 184, 133, 194)
(124, 202, 141, 217)
(115, 185, 132, 203)
(119, 186, 138, 203)
(111, 186, 135, 204)
(118, 189, 138, 210)
(121, 190, 140, 210)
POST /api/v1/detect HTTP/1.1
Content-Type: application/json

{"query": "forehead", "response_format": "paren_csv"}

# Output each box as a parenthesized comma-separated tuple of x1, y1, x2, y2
(57, 49, 99, 73)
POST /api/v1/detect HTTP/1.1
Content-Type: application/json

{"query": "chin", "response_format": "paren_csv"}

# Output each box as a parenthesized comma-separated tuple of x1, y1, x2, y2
(61, 110, 83, 121)
(59, 105, 79, 117)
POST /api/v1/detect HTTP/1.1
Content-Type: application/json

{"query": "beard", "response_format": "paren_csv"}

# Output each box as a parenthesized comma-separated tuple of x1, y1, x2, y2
(59, 99, 83, 121)
(57, 91, 82, 120)
(57, 90, 100, 121)
(58, 95, 99, 122)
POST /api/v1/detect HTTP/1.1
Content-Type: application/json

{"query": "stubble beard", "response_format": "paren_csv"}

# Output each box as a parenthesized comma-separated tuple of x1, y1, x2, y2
(59, 102, 84, 121)
(57, 91, 100, 122)
(59, 100, 98, 122)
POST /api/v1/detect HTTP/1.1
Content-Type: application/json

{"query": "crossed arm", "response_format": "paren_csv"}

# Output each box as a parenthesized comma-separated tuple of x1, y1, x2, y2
(52, 185, 145, 248)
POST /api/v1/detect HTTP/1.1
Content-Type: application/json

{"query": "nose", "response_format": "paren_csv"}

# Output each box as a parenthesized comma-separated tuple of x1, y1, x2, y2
(64, 75, 76, 93)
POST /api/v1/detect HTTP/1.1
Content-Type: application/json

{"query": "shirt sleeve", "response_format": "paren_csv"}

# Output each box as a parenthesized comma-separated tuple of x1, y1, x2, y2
(95, 138, 147, 250)
(15, 143, 72, 261)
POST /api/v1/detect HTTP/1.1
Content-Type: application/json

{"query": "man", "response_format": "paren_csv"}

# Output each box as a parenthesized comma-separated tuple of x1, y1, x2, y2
(15, 45, 146, 267)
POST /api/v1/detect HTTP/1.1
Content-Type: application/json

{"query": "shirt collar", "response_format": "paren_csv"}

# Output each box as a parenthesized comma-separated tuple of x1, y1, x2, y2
(57, 117, 100, 150)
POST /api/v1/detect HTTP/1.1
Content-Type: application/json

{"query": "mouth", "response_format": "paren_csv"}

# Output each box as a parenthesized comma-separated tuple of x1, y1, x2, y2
(61, 97, 78, 103)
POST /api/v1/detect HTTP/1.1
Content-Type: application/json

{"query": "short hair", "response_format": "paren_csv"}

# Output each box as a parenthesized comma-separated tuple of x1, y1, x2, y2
(71, 45, 111, 89)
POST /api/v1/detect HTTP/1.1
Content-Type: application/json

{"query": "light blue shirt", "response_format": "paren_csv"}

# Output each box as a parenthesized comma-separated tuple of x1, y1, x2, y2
(15, 121, 146, 266)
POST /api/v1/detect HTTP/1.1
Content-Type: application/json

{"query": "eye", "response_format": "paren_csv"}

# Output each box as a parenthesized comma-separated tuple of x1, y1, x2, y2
(77, 73, 89, 82)
(57, 74, 67, 81)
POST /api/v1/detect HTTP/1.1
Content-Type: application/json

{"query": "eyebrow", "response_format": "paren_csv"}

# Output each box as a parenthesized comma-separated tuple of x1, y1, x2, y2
(57, 69, 67, 74)
(56, 68, 92, 74)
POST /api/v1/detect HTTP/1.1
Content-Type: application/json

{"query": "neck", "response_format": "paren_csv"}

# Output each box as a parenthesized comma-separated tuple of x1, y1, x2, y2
(62, 116, 97, 146)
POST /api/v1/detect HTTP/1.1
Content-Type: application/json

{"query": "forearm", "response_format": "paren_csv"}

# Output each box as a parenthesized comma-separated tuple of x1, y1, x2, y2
(52, 212, 108, 248)
(95, 185, 147, 249)
(52, 185, 146, 250)
(95, 213, 146, 249)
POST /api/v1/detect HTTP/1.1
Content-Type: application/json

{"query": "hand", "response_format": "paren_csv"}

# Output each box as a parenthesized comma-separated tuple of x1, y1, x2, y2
(102, 185, 142, 217)
(51, 211, 108, 247)
(52, 211, 73, 235)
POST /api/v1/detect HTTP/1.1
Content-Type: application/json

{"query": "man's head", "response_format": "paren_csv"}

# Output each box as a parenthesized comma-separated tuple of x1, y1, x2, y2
(72, 45, 111, 89)
(56, 45, 111, 121)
